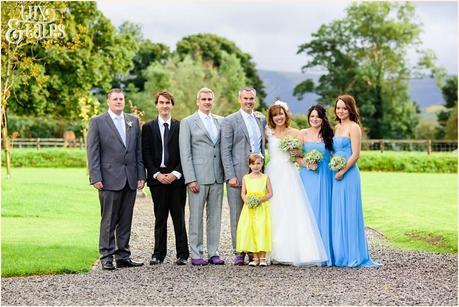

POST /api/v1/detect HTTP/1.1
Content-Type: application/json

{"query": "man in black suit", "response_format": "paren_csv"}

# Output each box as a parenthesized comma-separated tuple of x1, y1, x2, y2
(142, 91, 189, 265)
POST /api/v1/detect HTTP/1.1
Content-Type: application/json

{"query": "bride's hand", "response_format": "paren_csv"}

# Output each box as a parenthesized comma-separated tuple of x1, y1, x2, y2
(289, 149, 302, 157)
(295, 157, 304, 166)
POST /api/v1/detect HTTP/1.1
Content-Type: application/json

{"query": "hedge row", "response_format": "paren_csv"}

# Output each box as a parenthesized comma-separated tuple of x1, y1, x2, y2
(2, 149, 457, 173)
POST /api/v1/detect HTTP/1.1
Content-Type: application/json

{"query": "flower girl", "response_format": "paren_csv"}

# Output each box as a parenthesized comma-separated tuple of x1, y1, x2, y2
(236, 153, 273, 266)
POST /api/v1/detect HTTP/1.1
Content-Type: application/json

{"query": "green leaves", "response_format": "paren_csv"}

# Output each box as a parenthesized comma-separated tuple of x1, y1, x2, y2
(295, 2, 445, 139)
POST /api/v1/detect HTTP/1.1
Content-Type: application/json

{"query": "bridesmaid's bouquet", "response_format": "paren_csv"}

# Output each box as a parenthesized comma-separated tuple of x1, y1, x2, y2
(329, 155, 347, 171)
(303, 150, 323, 172)
(246, 192, 264, 209)
(279, 135, 303, 162)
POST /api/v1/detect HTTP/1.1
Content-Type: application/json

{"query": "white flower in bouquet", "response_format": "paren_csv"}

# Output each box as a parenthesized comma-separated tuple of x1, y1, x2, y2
(329, 155, 347, 171)
(246, 193, 263, 209)
(303, 149, 323, 172)
(279, 135, 303, 162)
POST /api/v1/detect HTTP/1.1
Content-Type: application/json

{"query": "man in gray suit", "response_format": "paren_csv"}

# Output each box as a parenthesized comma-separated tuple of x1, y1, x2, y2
(220, 87, 266, 265)
(87, 88, 146, 270)
(179, 87, 225, 266)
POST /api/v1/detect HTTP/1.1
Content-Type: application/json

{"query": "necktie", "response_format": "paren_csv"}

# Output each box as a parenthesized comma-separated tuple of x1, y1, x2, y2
(248, 114, 261, 152)
(114, 116, 126, 146)
(205, 116, 217, 143)
(163, 122, 170, 166)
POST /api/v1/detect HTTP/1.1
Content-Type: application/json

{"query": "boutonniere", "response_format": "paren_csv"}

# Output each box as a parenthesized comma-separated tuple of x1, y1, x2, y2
(126, 121, 133, 128)
(253, 111, 264, 119)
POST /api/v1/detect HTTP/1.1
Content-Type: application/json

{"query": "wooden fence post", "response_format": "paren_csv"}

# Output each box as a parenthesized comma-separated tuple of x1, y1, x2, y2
(37, 138, 40, 150)
(380, 140, 384, 153)
(427, 139, 432, 155)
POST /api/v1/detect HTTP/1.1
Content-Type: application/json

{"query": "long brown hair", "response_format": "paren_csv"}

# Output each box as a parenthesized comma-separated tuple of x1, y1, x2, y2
(334, 94, 361, 125)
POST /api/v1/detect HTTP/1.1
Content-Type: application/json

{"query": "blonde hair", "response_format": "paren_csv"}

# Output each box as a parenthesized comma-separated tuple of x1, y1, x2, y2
(196, 87, 214, 100)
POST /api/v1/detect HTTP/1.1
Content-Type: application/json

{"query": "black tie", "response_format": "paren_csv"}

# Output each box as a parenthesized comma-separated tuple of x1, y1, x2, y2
(163, 122, 170, 166)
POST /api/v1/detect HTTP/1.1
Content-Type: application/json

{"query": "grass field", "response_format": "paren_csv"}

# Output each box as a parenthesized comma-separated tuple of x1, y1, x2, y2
(1, 168, 457, 277)
(2, 168, 99, 277)
(362, 172, 457, 253)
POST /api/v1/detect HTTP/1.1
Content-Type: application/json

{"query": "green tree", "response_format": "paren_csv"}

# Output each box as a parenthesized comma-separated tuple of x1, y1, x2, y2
(436, 76, 458, 139)
(294, 2, 444, 139)
(175, 33, 266, 108)
(115, 21, 171, 91)
(7, 2, 139, 119)
(133, 53, 247, 120)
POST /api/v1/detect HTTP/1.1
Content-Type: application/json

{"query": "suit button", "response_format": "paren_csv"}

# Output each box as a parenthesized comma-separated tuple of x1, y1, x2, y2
(214, 155, 216, 158)
(124, 163, 127, 166)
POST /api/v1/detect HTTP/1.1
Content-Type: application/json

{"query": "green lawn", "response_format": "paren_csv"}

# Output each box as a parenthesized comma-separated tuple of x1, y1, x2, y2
(2, 168, 100, 277)
(362, 172, 457, 253)
(1, 168, 457, 277)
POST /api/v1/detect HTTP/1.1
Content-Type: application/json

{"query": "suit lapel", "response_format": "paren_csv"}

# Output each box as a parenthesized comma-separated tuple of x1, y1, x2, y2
(236, 112, 251, 145)
(103, 112, 126, 148)
(193, 113, 213, 144)
(125, 115, 132, 149)
(167, 118, 178, 145)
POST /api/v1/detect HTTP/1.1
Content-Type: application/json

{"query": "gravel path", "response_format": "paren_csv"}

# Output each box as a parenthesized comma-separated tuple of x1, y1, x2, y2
(2, 194, 457, 306)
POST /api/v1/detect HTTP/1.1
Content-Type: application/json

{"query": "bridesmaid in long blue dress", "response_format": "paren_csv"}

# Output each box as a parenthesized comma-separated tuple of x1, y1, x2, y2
(331, 95, 381, 267)
(298, 105, 334, 266)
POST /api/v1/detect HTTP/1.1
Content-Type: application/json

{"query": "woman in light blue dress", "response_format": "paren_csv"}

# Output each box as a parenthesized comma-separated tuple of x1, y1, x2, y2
(298, 105, 334, 266)
(331, 95, 381, 267)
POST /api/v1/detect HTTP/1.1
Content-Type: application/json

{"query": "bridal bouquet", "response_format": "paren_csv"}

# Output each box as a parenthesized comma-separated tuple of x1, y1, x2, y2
(279, 135, 303, 162)
(329, 155, 347, 171)
(303, 149, 323, 172)
(246, 192, 264, 209)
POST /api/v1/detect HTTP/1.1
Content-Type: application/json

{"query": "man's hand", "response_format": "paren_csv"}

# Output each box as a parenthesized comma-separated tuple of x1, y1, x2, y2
(157, 174, 172, 185)
(93, 181, 104, 190)
(164, 173, 177, 183)
(137, 180, 145, 190)
(228, 177, 239, 188)
(188, 181, 200, 193)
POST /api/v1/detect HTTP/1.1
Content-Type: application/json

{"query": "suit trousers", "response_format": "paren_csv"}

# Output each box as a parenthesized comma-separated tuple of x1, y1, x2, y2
(188, 183, 223, 259)
(226, 184, 244, 254)
(98, 183, 136, 263)
(150, 183, 189, 260)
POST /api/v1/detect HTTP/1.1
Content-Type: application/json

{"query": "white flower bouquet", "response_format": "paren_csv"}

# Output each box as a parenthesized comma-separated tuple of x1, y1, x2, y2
(329, 155, 347, 171)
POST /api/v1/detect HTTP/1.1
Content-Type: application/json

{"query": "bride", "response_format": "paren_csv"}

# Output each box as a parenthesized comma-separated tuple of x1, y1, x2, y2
(265, 101, 327, 266)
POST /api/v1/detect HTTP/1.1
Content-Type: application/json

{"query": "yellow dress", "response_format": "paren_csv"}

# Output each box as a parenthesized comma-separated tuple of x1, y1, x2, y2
(236, 174, 272, 253)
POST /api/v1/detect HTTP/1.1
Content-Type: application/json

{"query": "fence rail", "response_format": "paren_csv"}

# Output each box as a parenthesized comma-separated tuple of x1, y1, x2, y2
(8, 138, 458, 153)
(11, 138, 84, 149)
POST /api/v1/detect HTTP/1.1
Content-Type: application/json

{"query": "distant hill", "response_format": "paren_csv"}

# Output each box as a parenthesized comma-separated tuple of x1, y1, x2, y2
(258, 69, 446, 115)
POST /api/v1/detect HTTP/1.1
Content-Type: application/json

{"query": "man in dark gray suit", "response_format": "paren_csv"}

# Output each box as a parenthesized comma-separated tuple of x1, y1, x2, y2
(221, 87, 266, 265)
(179, 87, 225, 266)
(87, 88, 146, 270)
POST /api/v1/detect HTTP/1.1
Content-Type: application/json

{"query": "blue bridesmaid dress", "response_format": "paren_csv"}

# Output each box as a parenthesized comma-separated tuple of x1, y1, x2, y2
(331, 136, 381, 267)
(300, 141, 334, 266)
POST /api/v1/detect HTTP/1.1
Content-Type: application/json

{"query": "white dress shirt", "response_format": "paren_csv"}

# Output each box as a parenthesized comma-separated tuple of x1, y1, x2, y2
(240, 109, 261, 153)
(198, 110, 218, 143)
(108, 109, 126, 145)
(153, 116, 182, 180)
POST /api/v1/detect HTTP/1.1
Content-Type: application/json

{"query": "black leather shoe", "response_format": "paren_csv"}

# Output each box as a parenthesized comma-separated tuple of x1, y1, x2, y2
(149, 257, 164, 265)
(176, 258, 188, 265)
(116, 258, 144, 268)
(101, 261, 116, 270)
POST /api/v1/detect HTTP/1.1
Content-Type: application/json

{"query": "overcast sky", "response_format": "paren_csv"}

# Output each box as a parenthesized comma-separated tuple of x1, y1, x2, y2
(98, 0, 458, 75)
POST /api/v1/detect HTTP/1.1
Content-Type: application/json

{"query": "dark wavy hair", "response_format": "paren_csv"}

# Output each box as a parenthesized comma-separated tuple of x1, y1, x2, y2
(334, 94, 361, 125)
(307, 105, 334, 152)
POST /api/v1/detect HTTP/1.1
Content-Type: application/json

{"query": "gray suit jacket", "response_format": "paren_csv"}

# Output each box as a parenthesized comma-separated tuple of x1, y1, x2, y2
(220, 111, 266, 183)
(87, 112, 146, 190)
(179, 112, 224, 185)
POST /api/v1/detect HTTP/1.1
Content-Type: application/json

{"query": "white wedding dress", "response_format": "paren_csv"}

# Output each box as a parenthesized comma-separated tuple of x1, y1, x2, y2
(265, 129, 328, 266)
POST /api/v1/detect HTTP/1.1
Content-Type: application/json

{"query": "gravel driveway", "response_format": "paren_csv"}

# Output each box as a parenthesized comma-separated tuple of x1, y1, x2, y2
(2, 194, 457, 306)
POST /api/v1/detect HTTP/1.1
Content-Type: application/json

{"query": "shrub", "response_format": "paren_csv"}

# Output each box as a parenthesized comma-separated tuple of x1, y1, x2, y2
(2, 149, 86, 168)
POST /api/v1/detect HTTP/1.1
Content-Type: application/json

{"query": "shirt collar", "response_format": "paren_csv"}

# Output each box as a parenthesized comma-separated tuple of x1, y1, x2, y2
(108, 109, 124, 120)
(158, 116, 172, 126)
(198, 110, 213, 120)
(240, 109, 254, 119)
